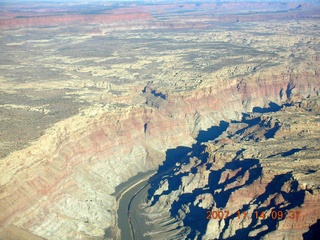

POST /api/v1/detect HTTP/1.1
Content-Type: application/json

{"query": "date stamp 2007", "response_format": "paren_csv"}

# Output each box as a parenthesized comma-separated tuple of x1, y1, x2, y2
(206, 209, 301, 220)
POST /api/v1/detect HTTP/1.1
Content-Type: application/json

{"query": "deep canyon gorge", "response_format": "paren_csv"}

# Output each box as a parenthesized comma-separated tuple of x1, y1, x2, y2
(0, 1, 320, 239)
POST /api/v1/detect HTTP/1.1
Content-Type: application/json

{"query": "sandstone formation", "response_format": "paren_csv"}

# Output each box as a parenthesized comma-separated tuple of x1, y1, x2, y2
(0, 66, 319, 239)
(141, 97, 320, 239)
(0, 1, 319, 239)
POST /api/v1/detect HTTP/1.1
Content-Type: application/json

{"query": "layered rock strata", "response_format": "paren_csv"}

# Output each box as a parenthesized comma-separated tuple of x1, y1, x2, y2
(0, 72, 319, 239)
(141, 97, 320, 240)
(0, 1, 319, 239)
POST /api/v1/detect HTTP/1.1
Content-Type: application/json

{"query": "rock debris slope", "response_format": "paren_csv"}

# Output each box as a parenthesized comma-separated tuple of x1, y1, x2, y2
(141, 97, 320, 240)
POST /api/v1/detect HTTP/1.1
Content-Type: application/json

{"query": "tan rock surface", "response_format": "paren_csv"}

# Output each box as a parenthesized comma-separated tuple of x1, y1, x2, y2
(142, 97, 320, 240)
(0, 1, 319, 239)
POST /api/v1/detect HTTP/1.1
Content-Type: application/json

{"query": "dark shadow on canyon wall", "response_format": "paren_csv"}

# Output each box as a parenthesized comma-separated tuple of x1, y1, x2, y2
(148, 101, 290, 203)
(147, 120, 229, 204)
(169, 158, 262, 240)
(196, 121, 229, 143)
(267, 146, 307, 158)
(303, 219, 320, 240)
(211, 159, 262, 209)
(233, 106, 282, 140)
(264, 122, 280, 139)
(144, 102, 309, 240)
(253, 101, 281, 113)
(228, 172, 305, 240)
(168, 165, 306, 240)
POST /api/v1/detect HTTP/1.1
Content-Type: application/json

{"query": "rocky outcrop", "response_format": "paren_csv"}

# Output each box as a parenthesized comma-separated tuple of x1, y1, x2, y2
(141, 97, 320, 240)
(0, 70, 319, 239)
(0, 106, 192, 239)
(0, 1, 319, 239)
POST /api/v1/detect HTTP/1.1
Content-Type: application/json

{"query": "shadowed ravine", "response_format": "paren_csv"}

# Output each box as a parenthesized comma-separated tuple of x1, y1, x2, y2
(115, 121, 229, 239)
(120, 100, 320, 240)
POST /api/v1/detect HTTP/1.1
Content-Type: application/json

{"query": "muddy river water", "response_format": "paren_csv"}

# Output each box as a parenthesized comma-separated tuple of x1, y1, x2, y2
(116, 171, 155, 240)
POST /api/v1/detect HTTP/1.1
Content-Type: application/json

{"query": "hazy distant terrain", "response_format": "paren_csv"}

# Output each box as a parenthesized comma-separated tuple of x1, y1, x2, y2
(0, 1, 319, 240)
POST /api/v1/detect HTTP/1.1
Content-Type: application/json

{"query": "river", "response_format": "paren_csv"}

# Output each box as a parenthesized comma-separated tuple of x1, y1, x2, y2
(115, 148, 193, 239)
(116, 171, 155, 240)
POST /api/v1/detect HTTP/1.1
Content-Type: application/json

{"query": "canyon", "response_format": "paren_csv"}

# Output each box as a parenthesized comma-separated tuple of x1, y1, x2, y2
(140, 97, 320, 239)
(0, 1, 319, 239)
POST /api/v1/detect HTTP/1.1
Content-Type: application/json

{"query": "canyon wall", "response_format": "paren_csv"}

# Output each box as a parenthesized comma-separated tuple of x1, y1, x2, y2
(0, 69, 319, 239)
(142, 97, 320, 240)
(0, 1, 319, 239)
